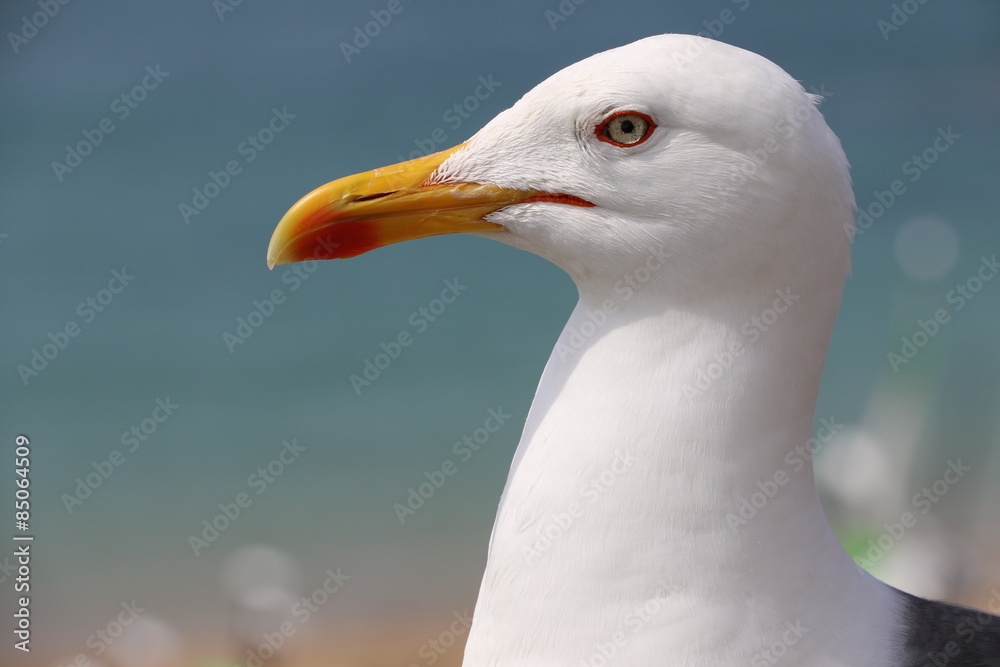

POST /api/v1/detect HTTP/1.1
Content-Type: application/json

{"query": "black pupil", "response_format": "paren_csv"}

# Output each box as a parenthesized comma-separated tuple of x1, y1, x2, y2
(619, 118, 635, 134)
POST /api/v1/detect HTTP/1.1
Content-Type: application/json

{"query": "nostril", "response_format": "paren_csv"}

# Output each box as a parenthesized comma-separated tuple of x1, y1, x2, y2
(351, 192, 394, 203)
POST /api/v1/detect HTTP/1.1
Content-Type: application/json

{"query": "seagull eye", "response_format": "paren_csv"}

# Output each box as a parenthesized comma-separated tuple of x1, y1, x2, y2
(596, 111, 655, 147)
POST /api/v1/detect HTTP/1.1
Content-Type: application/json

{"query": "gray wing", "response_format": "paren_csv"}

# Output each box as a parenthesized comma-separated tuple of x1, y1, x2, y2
(898, 589, 1000, 666)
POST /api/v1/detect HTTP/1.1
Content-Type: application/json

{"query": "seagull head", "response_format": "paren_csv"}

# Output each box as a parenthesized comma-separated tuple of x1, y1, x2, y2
(268, 34, 855, 301)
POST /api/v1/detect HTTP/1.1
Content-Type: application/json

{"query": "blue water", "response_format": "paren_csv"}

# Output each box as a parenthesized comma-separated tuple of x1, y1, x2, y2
(1, 0, 999, 661)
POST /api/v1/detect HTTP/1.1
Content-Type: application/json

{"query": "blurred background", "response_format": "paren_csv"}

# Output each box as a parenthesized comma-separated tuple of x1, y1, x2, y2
(2, 1, 999, 665)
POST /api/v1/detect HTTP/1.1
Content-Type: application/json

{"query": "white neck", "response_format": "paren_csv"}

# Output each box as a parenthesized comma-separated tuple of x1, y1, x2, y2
(463, 275, 904, 666)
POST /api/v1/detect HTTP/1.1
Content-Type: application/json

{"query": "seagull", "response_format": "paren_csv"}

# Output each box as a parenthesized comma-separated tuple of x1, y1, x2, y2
(267, 34, 1000, 666)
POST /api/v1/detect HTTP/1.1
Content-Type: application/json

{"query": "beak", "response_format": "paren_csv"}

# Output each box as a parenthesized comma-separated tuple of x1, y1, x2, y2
(267, 143, 536, 268)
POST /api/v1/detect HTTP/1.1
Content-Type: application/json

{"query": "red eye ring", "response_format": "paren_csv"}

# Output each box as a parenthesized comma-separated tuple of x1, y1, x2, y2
(595, 110, 656, 147)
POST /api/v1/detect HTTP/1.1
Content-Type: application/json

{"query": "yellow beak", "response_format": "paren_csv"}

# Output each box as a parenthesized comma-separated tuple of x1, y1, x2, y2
(267, 143, 539, 268)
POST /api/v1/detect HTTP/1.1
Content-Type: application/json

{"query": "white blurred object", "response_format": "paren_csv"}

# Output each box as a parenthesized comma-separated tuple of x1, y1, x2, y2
(104, 616, 183, 667)
(222, 545, 301, 662)
(221, 544, 300, 600)
(817, 426, 901, 521)
(816, 367, 932, 524)
(874, 519, 980, 602)
(231, 585, 299, 647)
(893, 215, 960, 282)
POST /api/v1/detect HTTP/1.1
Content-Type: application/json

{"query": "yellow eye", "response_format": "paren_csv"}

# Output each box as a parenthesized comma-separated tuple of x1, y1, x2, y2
(596, 111, 655, 147)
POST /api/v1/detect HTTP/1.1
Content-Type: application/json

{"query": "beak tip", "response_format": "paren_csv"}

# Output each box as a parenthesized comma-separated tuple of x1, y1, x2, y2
(266, 231, 285, 269)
